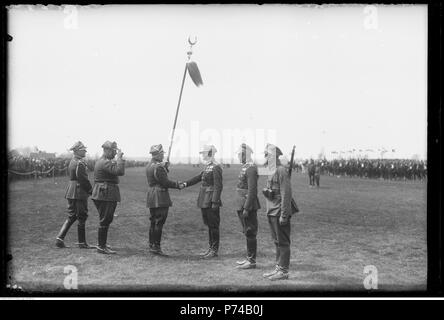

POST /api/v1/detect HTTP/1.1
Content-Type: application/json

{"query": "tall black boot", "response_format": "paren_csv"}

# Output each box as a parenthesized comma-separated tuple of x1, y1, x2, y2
(148, 223, 155, 250)
(97, 226, 116, 254)
(77, 223, 94, 249)
(204, 228, 218, 258)
(200, 229, 212, 256)
(55, 219, 75, 248)
(152, 226, 167, 256)
(275, 243, 280, 266)
(211, 228, 220, 253)
(246, 237, 257, 264)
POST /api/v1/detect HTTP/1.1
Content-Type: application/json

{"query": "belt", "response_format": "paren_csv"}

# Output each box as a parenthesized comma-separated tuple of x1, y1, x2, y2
(149, 184, 167, 189)
(95, 181, 117, 185)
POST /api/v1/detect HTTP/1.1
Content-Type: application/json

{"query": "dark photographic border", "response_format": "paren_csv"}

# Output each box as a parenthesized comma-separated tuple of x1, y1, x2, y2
(0, 1, 442, 299)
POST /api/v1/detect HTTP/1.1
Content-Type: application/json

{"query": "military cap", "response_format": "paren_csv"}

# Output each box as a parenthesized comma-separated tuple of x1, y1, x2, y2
(199, 144, 217, 154)
(236, 143, 253, 155)
(69, 141, 87, 152)
(101, 141, 118, 150)
(264, 143, 283, 157)
(150, 144, 164, 155)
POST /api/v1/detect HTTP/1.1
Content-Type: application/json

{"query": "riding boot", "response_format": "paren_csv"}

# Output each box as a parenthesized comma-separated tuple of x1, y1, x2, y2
(97, 226, 116, 254)
(148, 224, 155, 250)
(77, 223, 94, 249)
(57, 219, 75, 240)
(211, 228, 220, 254)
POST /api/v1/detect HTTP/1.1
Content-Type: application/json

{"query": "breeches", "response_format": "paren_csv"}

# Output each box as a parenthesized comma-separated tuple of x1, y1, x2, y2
(93, 200, 117, 227)
(268, 216, 291, 271)
(67, 199, 88, 224)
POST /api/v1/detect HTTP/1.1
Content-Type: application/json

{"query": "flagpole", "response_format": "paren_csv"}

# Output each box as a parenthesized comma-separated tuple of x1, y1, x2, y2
(166, 63, 188, 164)
(166, 36, 199, 166)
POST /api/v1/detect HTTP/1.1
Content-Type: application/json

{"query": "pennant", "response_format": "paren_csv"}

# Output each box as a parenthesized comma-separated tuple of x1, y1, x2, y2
(187, 61, 203, 87)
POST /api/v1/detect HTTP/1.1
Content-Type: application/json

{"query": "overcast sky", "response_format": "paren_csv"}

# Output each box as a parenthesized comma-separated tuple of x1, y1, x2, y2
(8, 4, 427, 161)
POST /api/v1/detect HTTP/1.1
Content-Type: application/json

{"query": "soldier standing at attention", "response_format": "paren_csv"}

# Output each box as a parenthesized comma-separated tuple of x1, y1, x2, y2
(56, 141, 94, 249)
(146, 144, 183, 256)
(91, 141, 125, 254)
(234, 143, 261, 270)
(181, 145, 223, 258)
(308, 159, 315, 187)
(262, 143, 297, 281)
(314, 160, 321, 188)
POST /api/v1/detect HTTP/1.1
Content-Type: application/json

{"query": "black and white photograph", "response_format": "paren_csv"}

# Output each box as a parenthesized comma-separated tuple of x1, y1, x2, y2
(3, 3, 436, 296)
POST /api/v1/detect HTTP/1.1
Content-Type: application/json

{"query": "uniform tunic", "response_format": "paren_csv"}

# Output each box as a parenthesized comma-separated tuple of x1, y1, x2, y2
(185, 162, 223, 208)
(91, 156, 125, 227)
(145, 159, 180, 248)
(146, 160, 180, 208)
(185, 161, 223, 251)
(264, 164, 297, 272)
(64, 156, 92, 222)
(236, 162, 260, 263)
(235, 163, 261, 211)
(91, 157, 125, 202)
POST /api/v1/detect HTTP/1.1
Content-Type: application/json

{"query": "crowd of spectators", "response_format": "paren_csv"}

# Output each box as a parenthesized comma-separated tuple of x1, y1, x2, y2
(301, 158, 427, 181)
(8, 155, 148, 181)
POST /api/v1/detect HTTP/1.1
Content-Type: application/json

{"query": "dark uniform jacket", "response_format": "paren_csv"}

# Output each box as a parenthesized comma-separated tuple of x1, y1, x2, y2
(235, 163, 261, 211)
(65, 156, 92, 200)
(146, 160, 180, 208)
(91, 156, 125, 202)
(314, 164, 321, 176)
(185, 161, 223, 208)
(265, 165, 297, 219)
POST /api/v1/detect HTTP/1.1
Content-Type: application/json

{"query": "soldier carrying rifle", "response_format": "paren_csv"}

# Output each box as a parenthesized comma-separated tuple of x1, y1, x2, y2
(262, 144, 299, 281)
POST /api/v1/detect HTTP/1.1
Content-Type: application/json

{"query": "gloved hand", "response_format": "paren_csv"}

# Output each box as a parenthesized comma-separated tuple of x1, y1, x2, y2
(210, 202, 220, 209)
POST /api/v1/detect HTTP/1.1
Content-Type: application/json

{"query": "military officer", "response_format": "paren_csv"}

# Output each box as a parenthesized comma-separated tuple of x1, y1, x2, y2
(181, 145, 223, 258)
(91, 141, 125, 254)
(234, 144, 261, 270)
(146, 144, 182, 256)
(56, 141, 94, 249)
(262, 143, 297, 281)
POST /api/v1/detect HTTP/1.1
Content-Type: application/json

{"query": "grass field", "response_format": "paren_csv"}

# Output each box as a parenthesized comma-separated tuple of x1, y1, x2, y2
(7, 165, 427, 293)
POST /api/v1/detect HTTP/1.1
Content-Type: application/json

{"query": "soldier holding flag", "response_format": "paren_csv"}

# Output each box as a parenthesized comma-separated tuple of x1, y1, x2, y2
(146, 144, 183, 256)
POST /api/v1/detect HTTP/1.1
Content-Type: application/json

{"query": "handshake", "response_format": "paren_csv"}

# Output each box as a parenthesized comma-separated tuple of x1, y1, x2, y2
(178, 181, 187, 190)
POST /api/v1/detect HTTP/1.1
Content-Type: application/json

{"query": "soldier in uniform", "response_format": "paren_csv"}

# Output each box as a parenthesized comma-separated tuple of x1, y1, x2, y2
(146, 144, 183, 256)
(234, 144, 261, 270)
(181, 145, 223, 258)
(308, 159, 315, 187)
(91, 141, 125, 254)
(314, 160, 321, 188)
(56, 141, 94, 249)
(262, 143, 298, 281)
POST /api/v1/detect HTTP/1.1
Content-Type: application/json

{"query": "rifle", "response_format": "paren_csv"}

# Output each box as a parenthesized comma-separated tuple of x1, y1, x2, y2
(289, 145, 296, 177)
(289, 145, 299, 213)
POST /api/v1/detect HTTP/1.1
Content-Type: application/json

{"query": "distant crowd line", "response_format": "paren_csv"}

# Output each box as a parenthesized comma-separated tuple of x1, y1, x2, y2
(299, 158, 427, 181)
(8, 155, 427, 182)
(7, 155, 148, 181)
